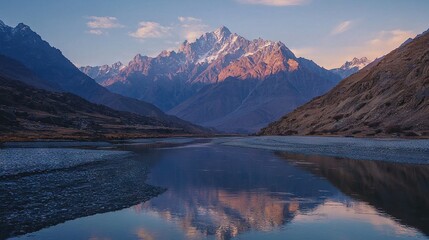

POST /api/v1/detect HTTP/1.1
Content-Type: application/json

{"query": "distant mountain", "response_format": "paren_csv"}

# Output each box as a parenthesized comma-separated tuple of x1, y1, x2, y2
(0, 56, 205, 141)
(259, 29, 429, 137)
(0, 20, 206, 134)
(330, 57, 371, 79)
(79, 62, 125, 84)
(88, 26, 341, 133)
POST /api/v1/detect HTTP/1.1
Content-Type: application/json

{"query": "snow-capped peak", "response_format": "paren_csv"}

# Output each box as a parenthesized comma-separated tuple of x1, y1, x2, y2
(79, 61, 126, 84)
(175, 26, 297, 66)
(213, 26, 232, 40)
(331, 57, 372, 79)
(177, 26, 247, 64)
(341, 57, 370, 70)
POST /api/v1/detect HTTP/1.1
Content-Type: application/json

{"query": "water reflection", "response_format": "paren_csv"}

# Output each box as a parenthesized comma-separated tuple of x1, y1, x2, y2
(277, 152, 429, 236)
(9, 142, 429, 240)
(238, 200, 422, 240)
(133, 145, 427, 239)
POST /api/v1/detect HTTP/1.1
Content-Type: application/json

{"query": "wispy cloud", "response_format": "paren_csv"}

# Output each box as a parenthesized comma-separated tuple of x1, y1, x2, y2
(178, 16, 209, 42)
(331, 20, 352, 35)
(236, 0, 308, 6)
(86, 16, 124, 35)
(368, 29, 414, 47)
(129, 17, 209, 43)
(129, 21, 171, 39)
(178, 16, 200, 23)
(87, 29, 104, 35)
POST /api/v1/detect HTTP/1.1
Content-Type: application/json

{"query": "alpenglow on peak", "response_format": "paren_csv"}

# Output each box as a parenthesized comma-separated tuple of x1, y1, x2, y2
(213, 26, 232, 40)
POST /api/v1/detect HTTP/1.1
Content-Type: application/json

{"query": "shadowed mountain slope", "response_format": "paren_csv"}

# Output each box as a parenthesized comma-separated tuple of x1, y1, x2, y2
(0, 55, 208, 140)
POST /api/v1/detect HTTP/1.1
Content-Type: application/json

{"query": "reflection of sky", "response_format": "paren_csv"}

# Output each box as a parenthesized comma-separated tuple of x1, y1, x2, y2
(293, 201, 419, 237)
(13, 142, 429, 240)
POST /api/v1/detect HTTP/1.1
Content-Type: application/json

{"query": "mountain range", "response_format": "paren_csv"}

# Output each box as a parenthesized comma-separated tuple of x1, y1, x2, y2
(260, 29, 429, 137)
(0, 19, 426, 138)
(81, 26, 342, 133)
(0, 20, 208, 138)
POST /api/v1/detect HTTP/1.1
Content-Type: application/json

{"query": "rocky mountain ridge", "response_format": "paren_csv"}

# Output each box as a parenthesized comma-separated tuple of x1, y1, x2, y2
(260, 29, 429, 137)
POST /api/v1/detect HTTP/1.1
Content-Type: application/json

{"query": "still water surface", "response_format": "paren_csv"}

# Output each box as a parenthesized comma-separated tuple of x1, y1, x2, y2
(2, 137, 429, 240)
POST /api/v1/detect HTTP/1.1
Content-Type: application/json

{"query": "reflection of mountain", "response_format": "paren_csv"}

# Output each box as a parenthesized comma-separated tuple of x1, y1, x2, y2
(142, 191, 301, 239)
(277, 152, 429, 236)
(139, 145, 337, 239)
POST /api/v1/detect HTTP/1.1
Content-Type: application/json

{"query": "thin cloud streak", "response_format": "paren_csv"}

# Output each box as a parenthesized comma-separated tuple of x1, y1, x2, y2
(87, 29, 104, 35)
(331, 21, 352, 35)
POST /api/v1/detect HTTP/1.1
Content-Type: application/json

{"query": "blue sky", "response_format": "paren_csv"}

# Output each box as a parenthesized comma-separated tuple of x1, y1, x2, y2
(1, 0, 428, 68)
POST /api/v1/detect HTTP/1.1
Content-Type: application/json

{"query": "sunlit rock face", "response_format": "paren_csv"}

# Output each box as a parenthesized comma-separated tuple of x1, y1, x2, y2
(217, 41, 296, 81)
